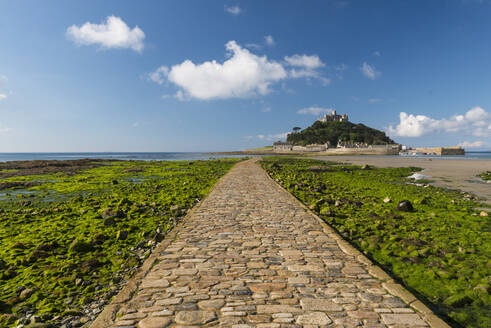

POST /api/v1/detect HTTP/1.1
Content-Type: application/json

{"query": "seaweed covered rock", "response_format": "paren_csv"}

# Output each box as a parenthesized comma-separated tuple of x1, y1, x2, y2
(92, 233, 106, 245)
(116, 230, 128, 241)
(69, 239, 94, 253)
(11, 242, 27, 250)
(103, 217, 116, 226)
(36, 241, 59, 252)
(81, 258, 102, 271)
(396, 200, 414, 212)
(100, 208, 124, 219)
(19, 288, 34, 300)
(27, 250, 49, 263)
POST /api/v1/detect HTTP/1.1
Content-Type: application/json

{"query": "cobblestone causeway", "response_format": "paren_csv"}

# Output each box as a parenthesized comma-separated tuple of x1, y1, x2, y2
(98, 160, 437, 328)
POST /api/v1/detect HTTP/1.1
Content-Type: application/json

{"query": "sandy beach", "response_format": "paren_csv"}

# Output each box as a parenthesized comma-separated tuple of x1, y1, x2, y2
(309, 155, 491, 205)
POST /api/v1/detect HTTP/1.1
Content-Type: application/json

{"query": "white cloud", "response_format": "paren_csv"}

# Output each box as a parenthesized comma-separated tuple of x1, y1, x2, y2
(0, 75, 9, 100)
(153, 42, 331, 100)
(285, 54, 324, 69)
(66, 16, 145, 52)
(335, 63, 348, 79)
(132, 122, 139, 128)
(373, 51, 381, 57)
(284, 54, 328, 84)
(256, 132, 288, 141)
(387, 107, 491, 137)
(458, 141, 485, 148)
(0, 122, 12, 133)
(264, 35, 275, 46)
(163, 41, 287, 100)
(261, 107, 271, 112)
(368, 98, 383, 103)
(225, 5, 241, 15)
(361, 62, 380, 80)
(297, 106, 335, 116)
(149, 66, 169, 85)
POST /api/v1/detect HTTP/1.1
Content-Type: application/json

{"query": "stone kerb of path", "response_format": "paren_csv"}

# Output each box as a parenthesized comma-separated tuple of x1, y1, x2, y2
(90, 159, 450, 328)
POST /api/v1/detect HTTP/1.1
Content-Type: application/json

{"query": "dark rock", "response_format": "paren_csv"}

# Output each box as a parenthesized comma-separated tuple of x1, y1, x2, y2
(396, 200, 414, 212)
(103, 217, 115, 226)
(1, 267, 17, 279)
(11, 242, 27, 250)
(116, 230, 128, 241)
(444, 294, 473, 308)
(361, 164, 371, 170)
(170, 205, 181, 215)
(69, 239, 94, 253)
(36, 241, 59, 252)
(0, 300, 9, 312)
(81, 258, 102, 271)
(16, 285, 26, 293)
(0, 259, 7, 269)
(154, 233, 164, 243)
(28, 250, 49, 262)
(92, 233, 106, 245)
(100, 208, 124, 219)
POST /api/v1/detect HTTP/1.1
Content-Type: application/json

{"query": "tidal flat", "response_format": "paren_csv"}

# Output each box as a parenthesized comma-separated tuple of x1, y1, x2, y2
(261, 157, 490, 328)
(0, 158, 239, 327)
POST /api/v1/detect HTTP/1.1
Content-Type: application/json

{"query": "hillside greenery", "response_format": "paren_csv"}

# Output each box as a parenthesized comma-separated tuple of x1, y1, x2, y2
(286, 120, 395, 146)
(261, 157, 490, 328)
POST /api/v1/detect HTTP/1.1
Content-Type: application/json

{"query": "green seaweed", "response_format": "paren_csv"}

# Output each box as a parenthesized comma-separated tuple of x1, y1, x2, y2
(0, 159, 239, 327)
(261, 157, 490, 328)
(478, 171, 491, 181)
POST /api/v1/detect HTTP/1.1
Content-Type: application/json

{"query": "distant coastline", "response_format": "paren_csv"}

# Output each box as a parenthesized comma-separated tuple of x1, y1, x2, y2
(0, 151, 490, 162)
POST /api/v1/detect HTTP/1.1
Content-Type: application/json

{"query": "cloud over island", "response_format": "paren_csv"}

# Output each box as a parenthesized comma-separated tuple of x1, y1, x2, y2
(387, 107, 490, 138)
(150, 41, 329, 100)
(66, 16, 145, 52)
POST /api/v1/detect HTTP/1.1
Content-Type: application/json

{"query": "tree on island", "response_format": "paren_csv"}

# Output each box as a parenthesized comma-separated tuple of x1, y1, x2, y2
(292, 127, 301, 134)
(287, 120, 395, 146)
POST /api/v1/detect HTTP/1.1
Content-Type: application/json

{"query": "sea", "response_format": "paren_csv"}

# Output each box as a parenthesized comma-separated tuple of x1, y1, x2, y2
(0, 152, 256, 162)
(0, 151, 490, 162)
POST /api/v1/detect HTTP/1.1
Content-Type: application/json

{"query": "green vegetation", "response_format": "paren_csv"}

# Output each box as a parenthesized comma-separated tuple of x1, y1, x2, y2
(478, 171, 491, 181)
(246, 146, 273, 151)
(286, 120, 395, 146)
(0, 159, 238, 327)
(261, 157, 490, 328)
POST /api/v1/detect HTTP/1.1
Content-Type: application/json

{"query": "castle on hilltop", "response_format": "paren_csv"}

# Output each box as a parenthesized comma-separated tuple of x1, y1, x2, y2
(318, 110, 348, 123)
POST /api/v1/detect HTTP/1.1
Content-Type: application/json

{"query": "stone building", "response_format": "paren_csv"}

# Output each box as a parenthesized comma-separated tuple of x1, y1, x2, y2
(273, 141, 293, 152)
(318, 110, 348, 123)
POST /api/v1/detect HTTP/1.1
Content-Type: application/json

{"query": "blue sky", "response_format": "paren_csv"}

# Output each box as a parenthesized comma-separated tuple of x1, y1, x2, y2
(0, 0, 490, 152)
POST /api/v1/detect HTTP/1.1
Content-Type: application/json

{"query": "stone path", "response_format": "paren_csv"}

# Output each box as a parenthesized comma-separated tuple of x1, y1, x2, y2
(92, 160, 444, 328)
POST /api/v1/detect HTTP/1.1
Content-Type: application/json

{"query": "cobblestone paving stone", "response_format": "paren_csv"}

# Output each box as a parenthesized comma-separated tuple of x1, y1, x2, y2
(107, 160, 431, 328)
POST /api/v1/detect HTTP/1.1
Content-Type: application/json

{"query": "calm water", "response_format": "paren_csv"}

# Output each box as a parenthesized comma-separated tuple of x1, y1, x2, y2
(0, 151, 489, 162)
(399, 151, 491, 160)
(0, 152, 254, 162)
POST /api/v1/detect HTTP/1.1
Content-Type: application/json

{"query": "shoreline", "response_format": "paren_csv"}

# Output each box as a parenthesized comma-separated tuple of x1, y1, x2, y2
(309, 155, 491, 206)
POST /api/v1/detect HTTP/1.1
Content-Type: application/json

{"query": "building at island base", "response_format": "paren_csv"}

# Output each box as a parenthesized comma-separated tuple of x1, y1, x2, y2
(272, 141, 400, 155)
(410, 147, 465, 156)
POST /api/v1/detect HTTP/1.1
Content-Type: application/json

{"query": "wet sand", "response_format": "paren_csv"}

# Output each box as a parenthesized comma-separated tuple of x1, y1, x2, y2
(309, 155, 491, 205)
